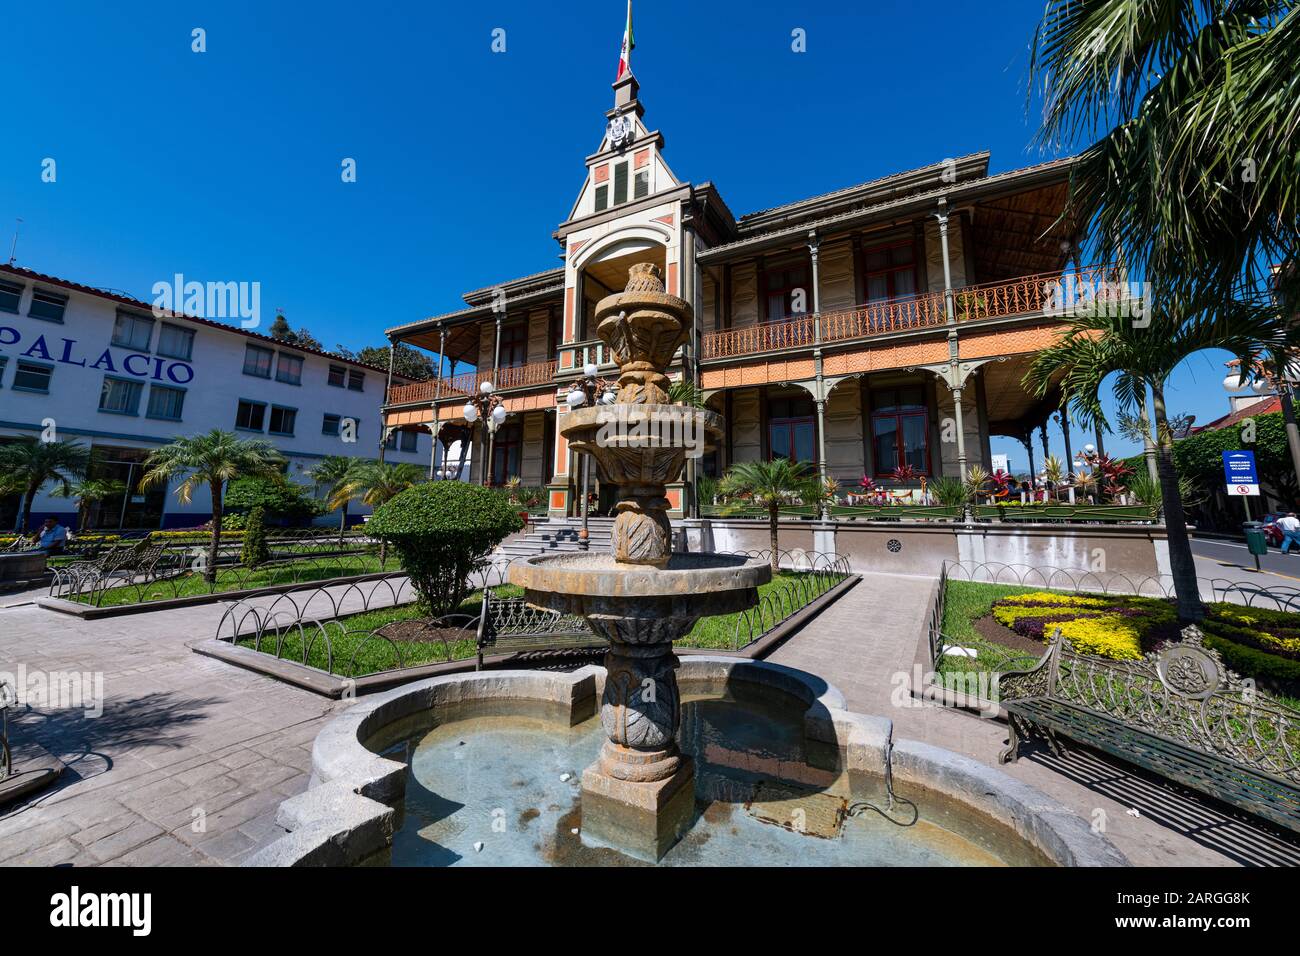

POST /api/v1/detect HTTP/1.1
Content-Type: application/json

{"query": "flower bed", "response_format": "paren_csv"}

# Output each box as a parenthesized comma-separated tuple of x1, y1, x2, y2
(945, 583, 1300, 697)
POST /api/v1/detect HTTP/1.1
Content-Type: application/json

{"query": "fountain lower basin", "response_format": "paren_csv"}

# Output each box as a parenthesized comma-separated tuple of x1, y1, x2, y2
(248, 658, 1129, 867)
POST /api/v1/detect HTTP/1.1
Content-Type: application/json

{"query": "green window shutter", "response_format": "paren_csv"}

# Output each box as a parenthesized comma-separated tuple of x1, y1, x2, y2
(613, 162, 628, 205)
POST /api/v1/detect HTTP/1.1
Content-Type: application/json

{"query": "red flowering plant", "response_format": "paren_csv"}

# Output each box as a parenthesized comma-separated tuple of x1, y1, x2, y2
(1097, 455, 1134, 499)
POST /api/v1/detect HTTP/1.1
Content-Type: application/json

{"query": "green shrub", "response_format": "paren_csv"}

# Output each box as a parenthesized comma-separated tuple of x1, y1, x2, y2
(367, 482, 523, 614)
(223, 476, 323, 525)
(1202, 632, 1300, 694)
(929, 475, 971, 509)
(239, 506, 271, 568)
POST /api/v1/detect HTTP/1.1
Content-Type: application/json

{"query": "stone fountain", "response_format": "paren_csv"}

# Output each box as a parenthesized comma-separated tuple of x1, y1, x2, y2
(510, 262, 770, 861)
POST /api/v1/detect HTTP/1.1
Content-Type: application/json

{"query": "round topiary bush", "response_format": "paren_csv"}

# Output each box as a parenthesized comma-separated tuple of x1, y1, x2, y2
(368, 481, 523, 614)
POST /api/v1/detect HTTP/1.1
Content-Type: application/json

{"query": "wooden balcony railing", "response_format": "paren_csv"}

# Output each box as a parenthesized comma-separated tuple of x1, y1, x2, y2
(700, 265, 1120, 361)
(385, 359, 557, 406)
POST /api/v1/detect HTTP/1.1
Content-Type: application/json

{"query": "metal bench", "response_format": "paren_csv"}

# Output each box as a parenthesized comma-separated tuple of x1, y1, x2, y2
(998, 625, 1300, 834)
(475, 592, 605, 669)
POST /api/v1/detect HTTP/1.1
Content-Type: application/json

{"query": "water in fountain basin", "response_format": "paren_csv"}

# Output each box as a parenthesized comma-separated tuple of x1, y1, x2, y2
(388, 690, 1050, 867)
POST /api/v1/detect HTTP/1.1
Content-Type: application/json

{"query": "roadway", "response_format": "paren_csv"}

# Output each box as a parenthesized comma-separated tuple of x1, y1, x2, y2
(1190, 535, 1300, 591)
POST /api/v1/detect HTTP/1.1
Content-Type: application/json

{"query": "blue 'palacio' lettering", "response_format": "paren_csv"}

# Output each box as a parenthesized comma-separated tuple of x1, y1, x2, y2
(0, 327, 194, 383)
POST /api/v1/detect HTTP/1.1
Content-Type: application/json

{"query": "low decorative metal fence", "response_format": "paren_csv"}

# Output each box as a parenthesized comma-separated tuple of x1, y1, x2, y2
(214, 572, 448, 678)
(51, 549, 397, 608)
(209, 549, 856, 681)
(716, 550, 852, 650)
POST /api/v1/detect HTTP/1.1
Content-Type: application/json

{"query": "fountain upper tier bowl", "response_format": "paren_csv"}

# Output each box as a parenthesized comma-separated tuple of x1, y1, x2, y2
(510, 552, 772, 637)
(511, 551, 770, 601)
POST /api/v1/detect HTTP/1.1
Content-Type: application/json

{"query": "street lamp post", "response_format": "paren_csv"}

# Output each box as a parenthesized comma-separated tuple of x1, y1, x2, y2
(462, 380, 508, 486)
(565, 362, 617, 545)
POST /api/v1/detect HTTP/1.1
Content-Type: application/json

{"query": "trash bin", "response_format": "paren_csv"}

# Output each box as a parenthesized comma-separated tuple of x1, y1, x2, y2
(1243, 521, 1268, 556)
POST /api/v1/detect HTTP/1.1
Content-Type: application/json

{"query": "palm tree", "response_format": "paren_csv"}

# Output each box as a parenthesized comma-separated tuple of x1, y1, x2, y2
(718, 459, 817, 573)
(50, 477, 127, 531)
(329, 461, 423, 564)
(137, 430, 286, 582)
(1030, 2, 1298, 314)
(308, 455, 359, 544)
(1026, 302, 1287, 621)
(0, 437, 90, 533)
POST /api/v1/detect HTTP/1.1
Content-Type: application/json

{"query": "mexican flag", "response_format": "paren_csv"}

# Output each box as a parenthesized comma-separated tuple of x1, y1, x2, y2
(616, 0, 635, 80)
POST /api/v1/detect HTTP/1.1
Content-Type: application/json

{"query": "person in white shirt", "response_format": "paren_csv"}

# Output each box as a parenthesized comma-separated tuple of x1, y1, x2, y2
(1276, 513, 1300, 554)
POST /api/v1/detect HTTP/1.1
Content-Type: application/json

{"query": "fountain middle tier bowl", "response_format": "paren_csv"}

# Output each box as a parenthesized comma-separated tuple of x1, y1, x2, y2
(509, 551, 771, 622)
(560, 404, 723, 447)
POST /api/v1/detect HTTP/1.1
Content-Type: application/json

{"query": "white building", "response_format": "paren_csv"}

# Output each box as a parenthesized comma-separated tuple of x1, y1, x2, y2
(0, 263, 439, 531)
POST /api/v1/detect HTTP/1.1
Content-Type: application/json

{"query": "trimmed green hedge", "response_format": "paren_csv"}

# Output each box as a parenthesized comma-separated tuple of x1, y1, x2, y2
(368, 481, 523, 615)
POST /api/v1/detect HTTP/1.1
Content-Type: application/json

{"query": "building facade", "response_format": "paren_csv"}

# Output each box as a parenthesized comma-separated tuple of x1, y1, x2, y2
(0, 264, 430, 530)
(382, 70, 1090, 519)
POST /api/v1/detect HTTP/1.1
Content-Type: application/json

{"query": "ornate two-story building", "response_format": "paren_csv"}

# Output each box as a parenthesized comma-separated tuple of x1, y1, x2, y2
(381, 69, 1090, 520)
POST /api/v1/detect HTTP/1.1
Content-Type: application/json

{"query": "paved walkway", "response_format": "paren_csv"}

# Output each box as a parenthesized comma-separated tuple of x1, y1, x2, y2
(0, 593, 345, 866)
(769, 573, 1300, 867)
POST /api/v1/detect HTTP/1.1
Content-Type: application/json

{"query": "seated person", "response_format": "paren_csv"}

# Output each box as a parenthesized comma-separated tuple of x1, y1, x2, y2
(35, 517, 68, 555)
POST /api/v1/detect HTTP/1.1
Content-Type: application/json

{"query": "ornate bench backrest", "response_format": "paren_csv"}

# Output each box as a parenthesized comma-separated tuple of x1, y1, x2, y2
(1049, 625, 1300, 785)
(481, 594, 592, 639)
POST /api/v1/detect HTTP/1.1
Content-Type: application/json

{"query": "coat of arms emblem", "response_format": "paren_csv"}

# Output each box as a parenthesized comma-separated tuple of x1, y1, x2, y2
(607, 113, 635, 150)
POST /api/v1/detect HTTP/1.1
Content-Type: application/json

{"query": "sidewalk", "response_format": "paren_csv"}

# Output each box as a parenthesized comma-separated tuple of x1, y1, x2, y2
(0, 595, 343, 866)
(769, 572, 1300, 867)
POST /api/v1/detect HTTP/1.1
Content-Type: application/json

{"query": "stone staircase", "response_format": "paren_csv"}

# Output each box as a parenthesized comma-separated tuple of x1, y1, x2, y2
(493, 516, 615, 560)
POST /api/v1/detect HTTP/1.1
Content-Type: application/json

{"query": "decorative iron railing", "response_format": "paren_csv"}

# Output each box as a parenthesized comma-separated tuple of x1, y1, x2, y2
(700, 264, 1125, 362)
(385, 360, 557, 406)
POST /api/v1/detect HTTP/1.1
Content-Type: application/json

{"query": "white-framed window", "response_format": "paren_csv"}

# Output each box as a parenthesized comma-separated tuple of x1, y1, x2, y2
(12, 361, 52, 393)
(235, 399, 267, 430)
(276, 352, 304, 385)
(268, 405, 297, 435)
(28, 289, 68, 322)
(157, 323, 195, 361)
(112, 310, 154, 351)
(0, 279, 22, 314)
(243, 344, 274, 378)
(385, 429, 418, 453)
(98, 376, 143, 415)
(147, 384, 186, 420)
(322, 413, 358, 438)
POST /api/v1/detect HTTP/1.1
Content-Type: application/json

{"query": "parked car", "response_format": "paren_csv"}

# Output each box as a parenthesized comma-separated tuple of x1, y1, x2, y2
(1259, 513, 1285, 547)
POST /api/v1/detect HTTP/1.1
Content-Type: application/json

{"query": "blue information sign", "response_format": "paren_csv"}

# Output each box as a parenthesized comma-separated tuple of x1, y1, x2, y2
(1222, 450, 1259, 487)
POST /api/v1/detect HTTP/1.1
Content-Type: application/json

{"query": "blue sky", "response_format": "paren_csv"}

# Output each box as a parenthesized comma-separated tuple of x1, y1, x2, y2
(0, 0, 1238, 467)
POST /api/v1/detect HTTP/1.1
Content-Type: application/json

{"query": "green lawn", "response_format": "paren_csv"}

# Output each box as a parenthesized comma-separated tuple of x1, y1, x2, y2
(236, 570, 842, 676)
(674, 571, 833, 650)
(76, 553, 397, 607)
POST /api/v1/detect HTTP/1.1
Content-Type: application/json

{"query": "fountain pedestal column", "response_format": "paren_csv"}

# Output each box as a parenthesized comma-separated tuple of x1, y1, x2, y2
(509, 262, 769, 862)
(579, 608, 698, 861)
